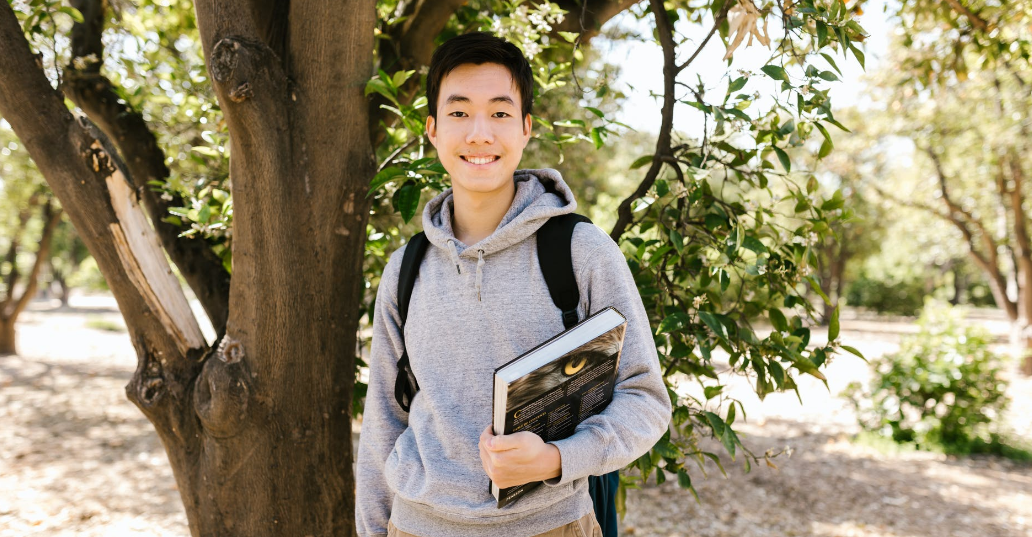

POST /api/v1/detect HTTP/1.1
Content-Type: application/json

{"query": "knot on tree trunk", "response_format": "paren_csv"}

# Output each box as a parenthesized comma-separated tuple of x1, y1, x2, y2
(210, 36, 276, 104)
(126, 342, 167, 409)
(194, 344, 251, 438)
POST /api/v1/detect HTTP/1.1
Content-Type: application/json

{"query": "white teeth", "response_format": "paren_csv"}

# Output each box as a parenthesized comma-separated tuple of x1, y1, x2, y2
(465, 156, 497, 165)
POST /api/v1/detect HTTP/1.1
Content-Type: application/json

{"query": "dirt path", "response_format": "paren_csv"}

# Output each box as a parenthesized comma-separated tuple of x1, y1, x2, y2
(2, 297, 1030, 536)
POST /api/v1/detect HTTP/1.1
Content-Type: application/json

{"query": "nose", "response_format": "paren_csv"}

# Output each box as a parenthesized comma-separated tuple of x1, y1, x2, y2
(465, 114, 494, 145)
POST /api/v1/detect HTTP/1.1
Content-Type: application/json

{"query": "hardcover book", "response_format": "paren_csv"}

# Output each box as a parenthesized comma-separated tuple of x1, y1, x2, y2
(490, 306, 627, 508)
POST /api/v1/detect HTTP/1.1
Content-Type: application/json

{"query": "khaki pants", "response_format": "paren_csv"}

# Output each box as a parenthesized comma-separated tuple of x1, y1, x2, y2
(386, 512, 603, 537)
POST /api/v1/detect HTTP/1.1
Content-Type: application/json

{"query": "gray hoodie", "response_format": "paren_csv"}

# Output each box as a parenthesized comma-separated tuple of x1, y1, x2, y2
(355, 170, 671, 537)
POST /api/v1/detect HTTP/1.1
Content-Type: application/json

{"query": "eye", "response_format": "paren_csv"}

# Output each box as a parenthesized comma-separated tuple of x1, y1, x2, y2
(492, 112, 511, 118)
(449, 111, 468, 117)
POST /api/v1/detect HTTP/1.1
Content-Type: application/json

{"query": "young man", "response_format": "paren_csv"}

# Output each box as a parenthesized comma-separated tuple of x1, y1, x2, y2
(355, 32, 671, 537)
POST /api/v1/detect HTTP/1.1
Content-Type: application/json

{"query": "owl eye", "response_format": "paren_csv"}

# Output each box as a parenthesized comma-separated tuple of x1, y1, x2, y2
(564, 356, 587, 376)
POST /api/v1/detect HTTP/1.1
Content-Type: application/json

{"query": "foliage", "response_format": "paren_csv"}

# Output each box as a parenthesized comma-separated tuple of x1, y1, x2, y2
(843, 302, 1010, 454)
(363, 0, 869, 502)
(844, 274, 926, 316)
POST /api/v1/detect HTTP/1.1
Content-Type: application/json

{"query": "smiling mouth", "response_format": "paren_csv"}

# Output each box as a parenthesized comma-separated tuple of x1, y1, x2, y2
(461, 155, 500, 165)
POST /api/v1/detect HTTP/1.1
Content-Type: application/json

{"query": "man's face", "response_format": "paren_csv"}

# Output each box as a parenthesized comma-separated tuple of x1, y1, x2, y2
(426, 63, 532, 200)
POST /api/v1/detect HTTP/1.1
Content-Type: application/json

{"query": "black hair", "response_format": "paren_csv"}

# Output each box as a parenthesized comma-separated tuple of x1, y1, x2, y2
(426, 32, 534, 119)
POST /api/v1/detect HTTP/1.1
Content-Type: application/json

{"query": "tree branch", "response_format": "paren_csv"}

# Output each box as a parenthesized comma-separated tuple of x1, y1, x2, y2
(64, 0, 231, 335)
(0, 1, 207, 369)
(610, 0, 678, 241)
(677, 3, 732, 73)
(5, 199, 62, 320)
(551, 0, 643, 39)
(0, 191, 41, 309)
(942, 0, 991, 32)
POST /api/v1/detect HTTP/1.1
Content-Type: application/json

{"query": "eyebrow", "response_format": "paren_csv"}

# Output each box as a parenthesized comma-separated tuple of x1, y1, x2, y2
(444, 95, 516, 106)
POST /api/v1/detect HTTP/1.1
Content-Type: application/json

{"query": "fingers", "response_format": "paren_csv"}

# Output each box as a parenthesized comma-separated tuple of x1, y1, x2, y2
(486, 430, 537, 452)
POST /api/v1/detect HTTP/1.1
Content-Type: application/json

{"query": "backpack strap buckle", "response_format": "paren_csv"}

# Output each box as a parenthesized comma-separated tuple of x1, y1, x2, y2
(561, 308, 579, 330)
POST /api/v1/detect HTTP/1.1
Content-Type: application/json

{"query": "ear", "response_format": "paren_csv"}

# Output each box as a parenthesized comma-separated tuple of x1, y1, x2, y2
(522, 113, 532, 143)
(426, 115, 438, 147)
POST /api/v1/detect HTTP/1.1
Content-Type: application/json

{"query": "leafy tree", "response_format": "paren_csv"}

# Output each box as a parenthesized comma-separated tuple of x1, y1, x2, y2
(858, 0, 1032, 373)
(0, 128, 62, 354)
(0, 0, 863, 533)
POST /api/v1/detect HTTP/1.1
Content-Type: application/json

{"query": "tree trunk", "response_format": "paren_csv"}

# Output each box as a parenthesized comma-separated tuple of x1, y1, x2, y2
(55, 272, 70, 306)
(1, 1, 376, 534)
(0, 315, 15, 355)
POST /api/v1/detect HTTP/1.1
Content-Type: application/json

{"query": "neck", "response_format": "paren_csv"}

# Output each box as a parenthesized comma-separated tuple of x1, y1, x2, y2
(451, 181, 516, 246)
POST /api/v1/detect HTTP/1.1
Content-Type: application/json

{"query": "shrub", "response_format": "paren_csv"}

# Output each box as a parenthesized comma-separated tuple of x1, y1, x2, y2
(843, 302, 1009, 454)
(845, 274, 926, 316)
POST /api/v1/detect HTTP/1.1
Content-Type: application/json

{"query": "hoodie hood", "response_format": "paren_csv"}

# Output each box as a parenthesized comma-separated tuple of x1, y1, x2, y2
(421, 168, 578, 258)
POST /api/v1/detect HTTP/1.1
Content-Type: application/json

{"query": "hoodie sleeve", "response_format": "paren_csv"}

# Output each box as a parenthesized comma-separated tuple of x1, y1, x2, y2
(542, 223, 672, 487)
(355, 250, 409, 537)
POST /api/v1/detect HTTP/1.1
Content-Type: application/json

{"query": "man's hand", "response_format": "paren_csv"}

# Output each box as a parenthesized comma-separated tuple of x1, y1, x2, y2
(479, 425, 562, 489)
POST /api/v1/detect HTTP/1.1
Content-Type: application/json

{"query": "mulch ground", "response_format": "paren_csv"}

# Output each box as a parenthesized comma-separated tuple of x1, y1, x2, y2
(2, 298, 1030, 536)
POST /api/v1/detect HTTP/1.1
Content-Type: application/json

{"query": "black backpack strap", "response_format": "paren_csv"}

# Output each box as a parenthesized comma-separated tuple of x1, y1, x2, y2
(536, 213, 592, 329)
(394, 232, 431, 412)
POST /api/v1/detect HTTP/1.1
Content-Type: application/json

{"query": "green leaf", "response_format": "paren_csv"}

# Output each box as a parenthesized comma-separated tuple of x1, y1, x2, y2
(818, 137, 833, 158)
(590, 127, 605, 149)
(364, 78, 398, 105)
(677, 469, 692, 489)
(654, 439, 683, 459)
(778, 119, 796, 137)
(658, 312, 691, 334)
(369, 166, 405, 194)
(161, 215, 182, 227)
(828, 305, 840, 341)
(726, 402, 736, 425)
(394, 182, 421, 223)
(815, 122, 833, 144)
(704, 411, 725, 437)
(769, 308, 789, 332)
(818, 70, 839, 82)
(558, 31, 579, 43)
(816, 21, 828, 48)
(669, 228, 684, 254)
(655, 179, 669, 198)
(761, 64, 788, 81)
(808, 277, 831, 305)
(58, 6, 84, 23)
(821, 53, 842, 75)
(773, 146, 791, 172)
(191, 146, 220, 158)
(698, 311, 727, 341)
(742, 235, 767, 254)
(727, 76, 747, 94)
(703, 385, 723, 400)
(585, 107, 605, 119)
(630, 155, 654, 169)
(840, 345, 866, 361)
(849, 44, 866, 70)
(391, 69, 414, 89)
(721, 427, 737, 459)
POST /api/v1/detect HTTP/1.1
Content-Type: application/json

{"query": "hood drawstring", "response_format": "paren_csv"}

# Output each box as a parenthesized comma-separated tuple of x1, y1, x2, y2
(475, 250, 485, 302)
(446, 239, 462, 274)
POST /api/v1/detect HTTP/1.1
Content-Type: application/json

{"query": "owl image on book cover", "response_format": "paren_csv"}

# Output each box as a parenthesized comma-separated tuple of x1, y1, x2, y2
(506, 323, 627, 434)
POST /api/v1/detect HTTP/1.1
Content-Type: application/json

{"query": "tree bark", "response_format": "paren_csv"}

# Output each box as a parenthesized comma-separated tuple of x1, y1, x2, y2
(63, 0, 231, 336)
(0, 315, 14, 355)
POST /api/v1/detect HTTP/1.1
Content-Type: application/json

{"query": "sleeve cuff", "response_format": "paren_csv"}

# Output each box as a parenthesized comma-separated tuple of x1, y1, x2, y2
(542, 427, 606, 487)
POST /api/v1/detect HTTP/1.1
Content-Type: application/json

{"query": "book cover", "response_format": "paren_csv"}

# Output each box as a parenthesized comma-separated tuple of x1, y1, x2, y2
(490, 307, 627, 508)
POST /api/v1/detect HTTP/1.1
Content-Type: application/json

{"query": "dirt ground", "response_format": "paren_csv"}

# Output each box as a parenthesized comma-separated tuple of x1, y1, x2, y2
(2, 296, 1030, 536)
